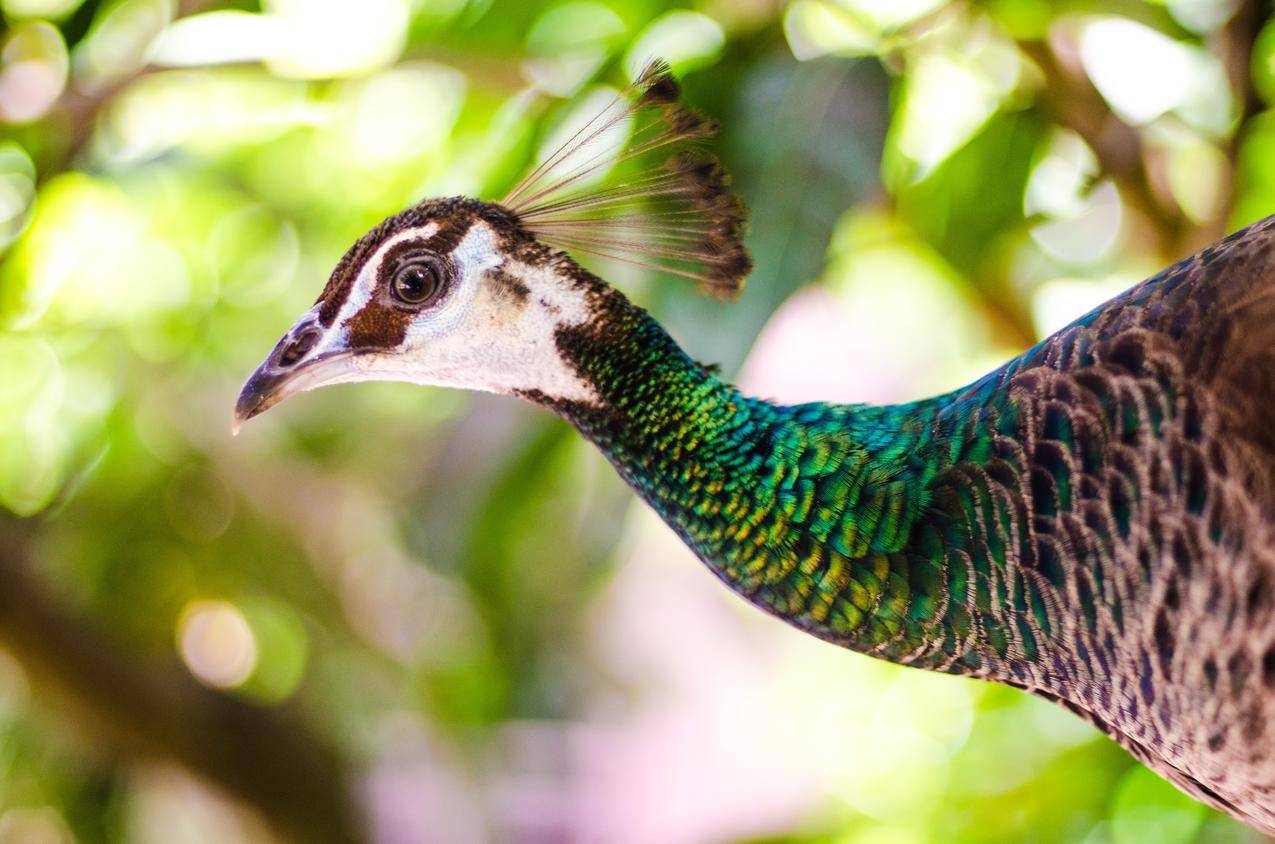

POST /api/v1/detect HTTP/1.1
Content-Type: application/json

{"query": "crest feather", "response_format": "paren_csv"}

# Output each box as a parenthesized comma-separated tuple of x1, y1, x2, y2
(501, 60, 752, 298)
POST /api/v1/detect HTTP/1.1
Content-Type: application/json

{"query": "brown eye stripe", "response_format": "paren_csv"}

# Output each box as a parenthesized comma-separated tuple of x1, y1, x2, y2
(344, 299, 413, 350)
(342, 217, 474, 349)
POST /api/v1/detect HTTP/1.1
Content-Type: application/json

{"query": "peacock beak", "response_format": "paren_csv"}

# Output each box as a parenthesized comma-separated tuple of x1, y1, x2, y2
(233, 312, 359, 434)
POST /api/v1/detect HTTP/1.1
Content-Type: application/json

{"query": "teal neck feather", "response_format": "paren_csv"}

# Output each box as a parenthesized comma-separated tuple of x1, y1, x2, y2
(534, 283, 1019, 679)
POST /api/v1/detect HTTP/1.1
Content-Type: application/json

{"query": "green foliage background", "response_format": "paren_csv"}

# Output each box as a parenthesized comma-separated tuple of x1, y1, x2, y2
(1, 0, 1274, 842)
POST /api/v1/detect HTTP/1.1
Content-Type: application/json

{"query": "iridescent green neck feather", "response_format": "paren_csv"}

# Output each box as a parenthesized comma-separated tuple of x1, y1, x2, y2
(528, 278, 1025, 680)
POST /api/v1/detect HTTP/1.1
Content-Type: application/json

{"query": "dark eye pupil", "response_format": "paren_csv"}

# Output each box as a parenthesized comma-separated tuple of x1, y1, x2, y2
(394, 264, 436, 303)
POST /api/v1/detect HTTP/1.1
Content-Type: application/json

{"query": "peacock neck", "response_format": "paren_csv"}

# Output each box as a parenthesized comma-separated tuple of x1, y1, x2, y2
(526, 281, 1033, 679)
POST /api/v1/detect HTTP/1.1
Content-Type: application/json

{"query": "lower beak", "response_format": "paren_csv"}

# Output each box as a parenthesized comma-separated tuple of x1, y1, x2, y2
(233, 351, 363, 435)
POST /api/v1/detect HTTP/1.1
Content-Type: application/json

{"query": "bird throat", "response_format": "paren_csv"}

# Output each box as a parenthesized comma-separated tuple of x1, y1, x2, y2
(523, 280, 1020, 678)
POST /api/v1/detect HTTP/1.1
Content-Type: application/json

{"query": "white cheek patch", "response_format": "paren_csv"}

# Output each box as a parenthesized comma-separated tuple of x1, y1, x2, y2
(468, 257, 599, 404)
(393, 225, 600, 404)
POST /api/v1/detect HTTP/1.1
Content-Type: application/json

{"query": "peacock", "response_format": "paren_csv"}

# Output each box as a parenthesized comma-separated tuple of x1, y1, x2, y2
(235, 61, 1275, 833)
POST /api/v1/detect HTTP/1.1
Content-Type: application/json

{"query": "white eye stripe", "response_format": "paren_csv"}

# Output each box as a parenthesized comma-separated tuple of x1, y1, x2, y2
(335, 223, 441, 326)
(368, 223, 444, 275)
(449, 222, 502, 275)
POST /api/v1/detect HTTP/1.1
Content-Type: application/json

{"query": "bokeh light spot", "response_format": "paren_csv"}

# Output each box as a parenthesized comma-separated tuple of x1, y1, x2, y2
(0, 807, 74, 844)
(1078, 16, 1231, 135)
(784, 0, 875, 60)
(0, 21, 68, 124)
(624, 11, 724, 78)
(346, 64, 466, 165)
(0, 142, 35, 249)
(264, 0, 408, 79)
(75, 0, 172, 87)
(525, 2, 625, 96)
(1167, 0, 1239, 34)
(178, 600, 258, 689)
(0, 333, 63, 515)
(1, 0, 83, 18)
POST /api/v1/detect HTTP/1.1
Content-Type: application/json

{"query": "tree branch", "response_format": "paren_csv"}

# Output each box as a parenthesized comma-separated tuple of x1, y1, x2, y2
(1017, 38, 1191, 256)
(0, 517, 365, 844)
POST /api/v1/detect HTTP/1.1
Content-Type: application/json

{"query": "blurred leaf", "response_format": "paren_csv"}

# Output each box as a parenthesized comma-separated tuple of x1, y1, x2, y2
(0, 333, 63, 514)
(1110, 765, 1206, 844)
(624, 10, 725, 78)
(1252, 16, 1275, 107)
(895, 108, 1045, 284)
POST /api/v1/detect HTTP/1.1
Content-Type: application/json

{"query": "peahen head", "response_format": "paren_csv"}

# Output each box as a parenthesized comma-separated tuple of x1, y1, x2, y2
(234, 60, 750, 432)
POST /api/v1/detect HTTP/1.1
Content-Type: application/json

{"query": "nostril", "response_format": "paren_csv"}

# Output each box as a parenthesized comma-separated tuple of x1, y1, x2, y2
(278, 327, 321, 367)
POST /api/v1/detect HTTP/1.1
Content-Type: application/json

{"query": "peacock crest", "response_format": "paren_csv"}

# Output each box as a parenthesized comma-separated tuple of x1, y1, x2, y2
(502, 60, 752, 297)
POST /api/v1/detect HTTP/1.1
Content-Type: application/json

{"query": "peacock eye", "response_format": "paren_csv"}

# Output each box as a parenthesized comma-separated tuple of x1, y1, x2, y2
(391, 260, 441, 305)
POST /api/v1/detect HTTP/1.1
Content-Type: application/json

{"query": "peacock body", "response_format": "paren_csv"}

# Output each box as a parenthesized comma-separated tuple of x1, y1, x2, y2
(542, 216, 1275, 831)
(235, 63, 1275, 832)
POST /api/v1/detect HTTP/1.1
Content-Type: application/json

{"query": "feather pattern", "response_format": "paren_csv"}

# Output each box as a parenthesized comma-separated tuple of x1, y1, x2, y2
(531, 215, 1275, 834)
(502, 60, 752, 296)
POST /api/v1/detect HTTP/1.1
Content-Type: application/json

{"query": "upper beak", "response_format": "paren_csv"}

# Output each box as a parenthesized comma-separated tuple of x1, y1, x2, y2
(233, 314, 350, 435)
(233, 363, 293, 435)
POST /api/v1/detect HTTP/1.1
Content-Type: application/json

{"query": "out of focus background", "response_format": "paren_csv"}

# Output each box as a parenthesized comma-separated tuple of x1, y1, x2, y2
(1, 1, 1273, 842)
